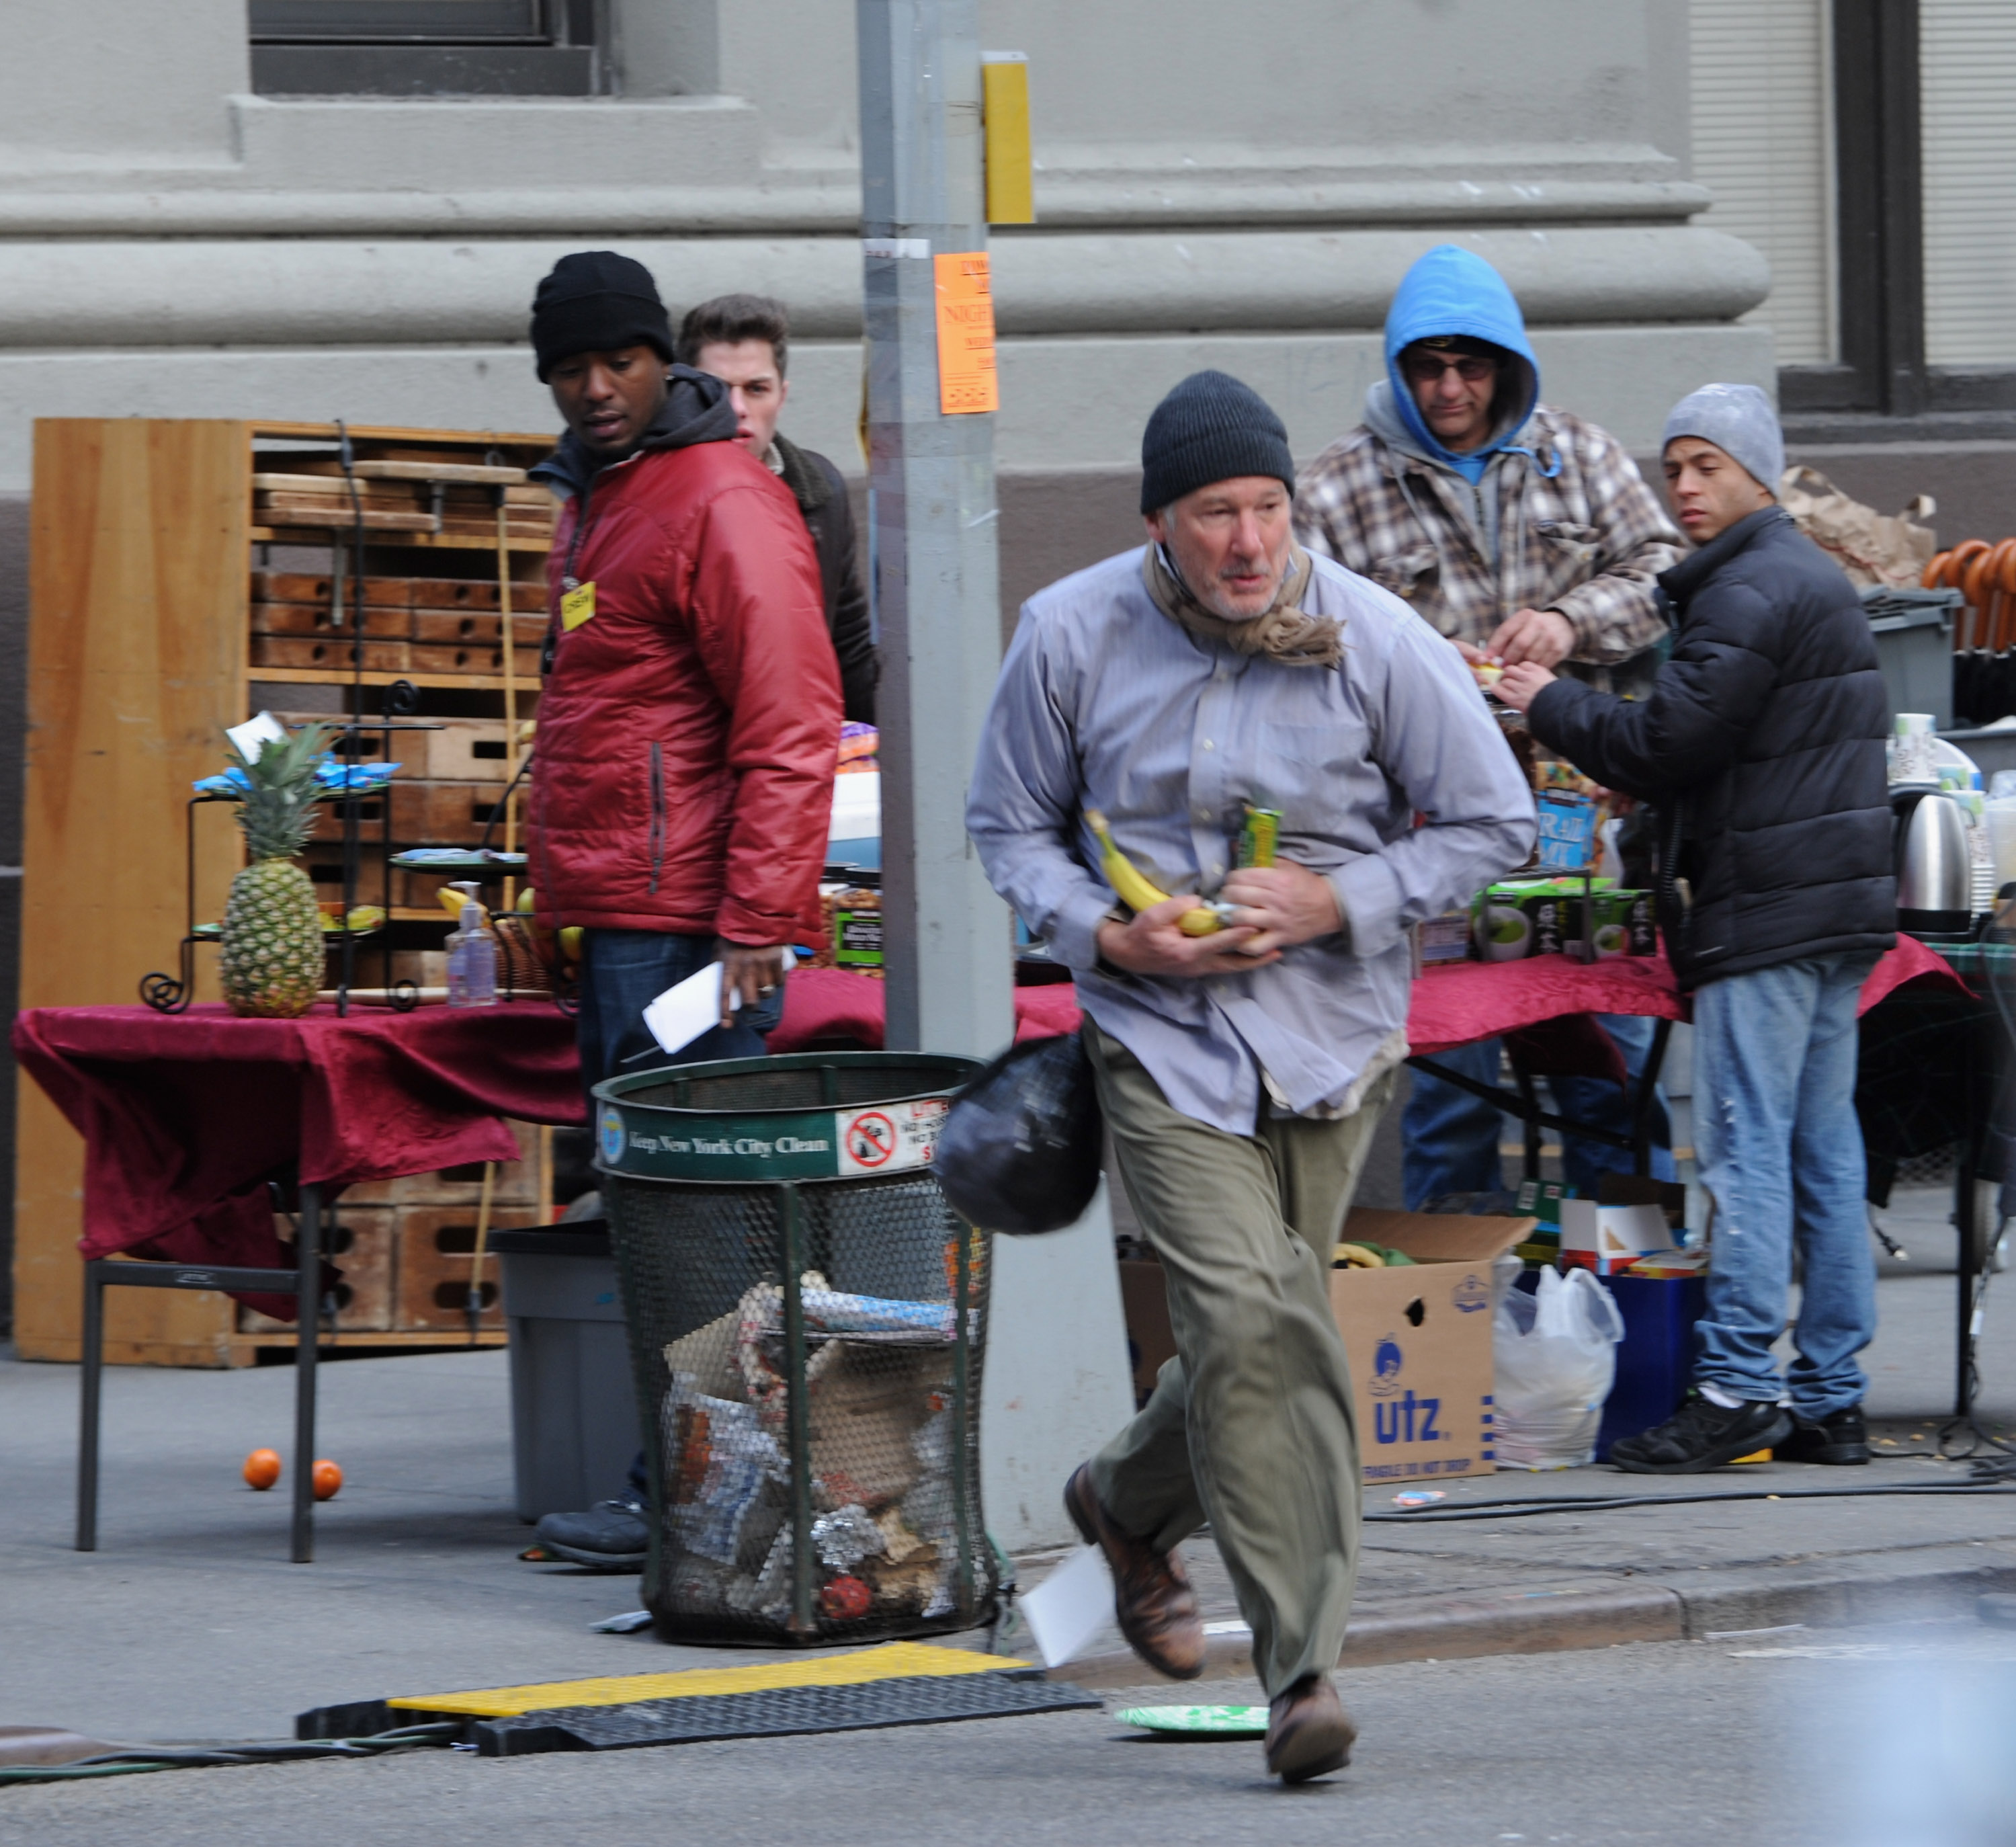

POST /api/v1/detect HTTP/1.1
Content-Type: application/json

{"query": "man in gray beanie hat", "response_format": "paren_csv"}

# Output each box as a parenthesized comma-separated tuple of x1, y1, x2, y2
(967, 372, 1533, 1781)
(1495, 382, 1896, 1474)
(1661, 382, 1785, 503)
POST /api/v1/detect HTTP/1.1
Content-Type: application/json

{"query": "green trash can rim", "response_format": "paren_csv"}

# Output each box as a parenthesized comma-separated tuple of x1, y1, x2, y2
(593, 1049, 984, 1186)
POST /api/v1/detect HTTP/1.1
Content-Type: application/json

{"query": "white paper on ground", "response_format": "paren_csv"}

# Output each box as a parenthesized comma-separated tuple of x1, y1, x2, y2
(1019, 1543, 1117, 1668)
(226, 712, 288, 762)
(640, 962, 740, 1057)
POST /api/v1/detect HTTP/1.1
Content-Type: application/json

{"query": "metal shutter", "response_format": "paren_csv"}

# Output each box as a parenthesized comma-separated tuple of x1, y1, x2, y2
(1923, 0, 2016, 368)
(1689, 0, 1837, 366)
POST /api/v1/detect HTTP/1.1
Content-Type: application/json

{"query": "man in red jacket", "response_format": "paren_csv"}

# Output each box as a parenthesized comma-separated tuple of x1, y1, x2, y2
(526, 251, 841, 1090)
(526, 251, 841, 1572)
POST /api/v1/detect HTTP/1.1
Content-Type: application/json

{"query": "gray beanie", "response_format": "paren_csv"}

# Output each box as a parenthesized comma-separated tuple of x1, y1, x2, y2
(1661, 382, 1783, 493)
(1140, 370, 1296, 514)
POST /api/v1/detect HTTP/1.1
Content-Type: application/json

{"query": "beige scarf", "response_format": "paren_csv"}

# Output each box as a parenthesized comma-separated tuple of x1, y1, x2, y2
(1141, 543, 1344, 669)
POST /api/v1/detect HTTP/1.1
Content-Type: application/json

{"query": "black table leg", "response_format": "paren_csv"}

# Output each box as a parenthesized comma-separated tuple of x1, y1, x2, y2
(75, 1261, 105, 1552)
(292, 1183, 321, 1565)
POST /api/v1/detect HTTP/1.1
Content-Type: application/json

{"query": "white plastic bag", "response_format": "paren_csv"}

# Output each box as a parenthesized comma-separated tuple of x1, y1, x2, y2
(1492, 1266, 1626, 1469)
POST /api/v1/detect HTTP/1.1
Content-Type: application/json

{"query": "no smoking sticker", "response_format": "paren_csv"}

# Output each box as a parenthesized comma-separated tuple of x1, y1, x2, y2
(837, 1098, 948, 1176)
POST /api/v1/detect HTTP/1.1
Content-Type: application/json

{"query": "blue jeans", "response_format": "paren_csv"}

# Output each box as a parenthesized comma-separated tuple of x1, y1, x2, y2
(576, 928, 783, 1098)
(1691, 953, 1878, 1416)
(1402, 1013, 1675, 1208)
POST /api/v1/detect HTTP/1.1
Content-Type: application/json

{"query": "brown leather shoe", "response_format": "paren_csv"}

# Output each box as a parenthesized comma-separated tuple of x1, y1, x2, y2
(1265, 1674, 1355, 1783)
(1062, 1464, 1204, 1680)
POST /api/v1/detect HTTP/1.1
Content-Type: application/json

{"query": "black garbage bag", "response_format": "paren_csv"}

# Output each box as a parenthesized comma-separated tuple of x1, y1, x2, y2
(933, 1032, 1102, 1235)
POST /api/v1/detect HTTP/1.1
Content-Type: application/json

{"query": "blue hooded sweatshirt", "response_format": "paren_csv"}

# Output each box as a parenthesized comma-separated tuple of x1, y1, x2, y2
(1376, 244, 1540, 486)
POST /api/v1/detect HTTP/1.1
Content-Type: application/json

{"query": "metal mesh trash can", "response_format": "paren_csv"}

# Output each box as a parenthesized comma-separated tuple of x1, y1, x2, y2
(594, 1051, 994, 1645)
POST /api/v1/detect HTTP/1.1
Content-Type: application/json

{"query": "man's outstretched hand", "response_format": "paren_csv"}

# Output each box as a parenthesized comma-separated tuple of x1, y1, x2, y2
(1493, 660, 1556, 713)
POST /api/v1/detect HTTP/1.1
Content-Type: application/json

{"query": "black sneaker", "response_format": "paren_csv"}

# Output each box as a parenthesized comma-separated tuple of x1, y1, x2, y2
(1775, 1404, 1870, 1465)
(1609, 1395, 1793, 1475)
(533, 1497, 649, 1571)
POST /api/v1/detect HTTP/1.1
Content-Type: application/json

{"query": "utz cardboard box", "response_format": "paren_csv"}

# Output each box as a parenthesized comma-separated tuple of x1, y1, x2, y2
(1117, 1207, 1531, 1483)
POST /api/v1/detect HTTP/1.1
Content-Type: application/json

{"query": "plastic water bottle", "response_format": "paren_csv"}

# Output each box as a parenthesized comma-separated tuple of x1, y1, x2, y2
(446, 900, 498, 1007)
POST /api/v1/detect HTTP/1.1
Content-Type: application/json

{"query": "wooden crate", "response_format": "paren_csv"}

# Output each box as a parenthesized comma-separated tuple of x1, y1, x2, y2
(392, 1204, 543, 1331)
(16, 417, 555, 1366)
(237, 1208, 394, 1333)
(251, 601, 412, 640)
(389, 781, 509, 848)
(410, 643, 542, 681)
(342, 1117, 542, 1206)
(415, 719, 514, 783)
(250, 635, 412, 674)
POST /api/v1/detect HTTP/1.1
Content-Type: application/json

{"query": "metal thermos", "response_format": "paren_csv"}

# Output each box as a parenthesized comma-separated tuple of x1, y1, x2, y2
(1892, 786, 1973, 935)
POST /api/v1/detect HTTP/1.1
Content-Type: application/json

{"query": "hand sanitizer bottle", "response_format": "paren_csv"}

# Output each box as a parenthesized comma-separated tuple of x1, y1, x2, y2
(446, 899, 498, 1007)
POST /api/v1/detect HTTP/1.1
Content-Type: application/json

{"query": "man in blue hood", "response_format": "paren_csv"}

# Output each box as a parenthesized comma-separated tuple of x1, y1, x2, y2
(1298, 245, 1683, 1210)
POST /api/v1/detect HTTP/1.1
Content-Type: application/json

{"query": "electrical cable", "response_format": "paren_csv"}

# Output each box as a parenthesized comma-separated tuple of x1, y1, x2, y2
(1364, 1479, 2016, 1523)
(0, 1723, 461, 1786)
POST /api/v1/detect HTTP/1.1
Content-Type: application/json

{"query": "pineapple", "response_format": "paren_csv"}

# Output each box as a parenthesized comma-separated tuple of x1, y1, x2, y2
(219, 723, 330, 1018)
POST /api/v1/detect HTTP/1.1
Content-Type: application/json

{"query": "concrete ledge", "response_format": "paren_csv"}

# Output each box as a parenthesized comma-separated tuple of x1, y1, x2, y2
(1044, 1548, 2016, 1688)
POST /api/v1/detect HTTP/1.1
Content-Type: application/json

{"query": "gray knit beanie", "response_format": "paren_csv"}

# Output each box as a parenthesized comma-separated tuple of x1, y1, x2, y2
(1661, 382, 1784, 493)
(1139, 371, 1297, 514)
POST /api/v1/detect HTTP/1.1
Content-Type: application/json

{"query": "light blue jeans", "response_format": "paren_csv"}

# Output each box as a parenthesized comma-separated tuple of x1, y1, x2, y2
(1401, 1013, 1676, 1208)
(1691, 953, 1879, 1416)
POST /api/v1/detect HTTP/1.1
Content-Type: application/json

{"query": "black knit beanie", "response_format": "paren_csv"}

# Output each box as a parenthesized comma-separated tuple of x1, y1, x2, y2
(1138, 370, 1297, 514)
(530, 251, 674, 381)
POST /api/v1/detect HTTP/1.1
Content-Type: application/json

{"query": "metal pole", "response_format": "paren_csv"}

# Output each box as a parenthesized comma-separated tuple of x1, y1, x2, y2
(76, 1262, 104, 1551)
(292, 1184, 322, 1564)
(857, 0, 1015, 1061)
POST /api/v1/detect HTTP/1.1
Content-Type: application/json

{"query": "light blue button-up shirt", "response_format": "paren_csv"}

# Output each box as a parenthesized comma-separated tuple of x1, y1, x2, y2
(967, 546, 1536, 1135)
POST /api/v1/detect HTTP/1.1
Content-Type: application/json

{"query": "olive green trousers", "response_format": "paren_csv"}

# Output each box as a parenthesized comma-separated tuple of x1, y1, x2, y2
(1085, 1022, 1392, 1696)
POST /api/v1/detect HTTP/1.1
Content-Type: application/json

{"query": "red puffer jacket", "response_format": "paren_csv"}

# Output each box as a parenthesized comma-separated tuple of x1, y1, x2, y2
(528, 427, 839, 943)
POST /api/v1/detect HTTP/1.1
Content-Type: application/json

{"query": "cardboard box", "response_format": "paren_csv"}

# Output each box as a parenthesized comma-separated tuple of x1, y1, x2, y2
(1116, 1207, 1531, 1483)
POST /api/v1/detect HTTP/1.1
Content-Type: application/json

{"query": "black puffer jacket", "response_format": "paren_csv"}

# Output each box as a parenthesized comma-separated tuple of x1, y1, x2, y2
(774, 434, 877, 724)
(1527, 507, 1895, 989)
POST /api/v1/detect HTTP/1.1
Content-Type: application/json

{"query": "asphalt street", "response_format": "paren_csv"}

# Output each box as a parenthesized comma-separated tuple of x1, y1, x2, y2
(7, 1616, 2016, 1846)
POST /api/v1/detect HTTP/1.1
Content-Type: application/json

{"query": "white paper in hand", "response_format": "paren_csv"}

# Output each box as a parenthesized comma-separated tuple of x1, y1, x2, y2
(640, 962, 739, 1059)
(1019, 1544, 1116, 1668)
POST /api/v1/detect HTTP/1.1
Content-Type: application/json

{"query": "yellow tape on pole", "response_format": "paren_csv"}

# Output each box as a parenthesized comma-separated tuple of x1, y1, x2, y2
(981, 55, 1034, 225)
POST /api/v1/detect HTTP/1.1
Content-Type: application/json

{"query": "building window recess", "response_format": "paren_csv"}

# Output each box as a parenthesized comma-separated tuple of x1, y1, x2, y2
(250, 1, 602, 97)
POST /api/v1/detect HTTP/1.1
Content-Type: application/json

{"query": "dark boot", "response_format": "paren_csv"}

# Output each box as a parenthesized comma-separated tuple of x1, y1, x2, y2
(1775, 1403, 1870, 1465)
(1062, 1464, 1204, 1679)
(1609, 1394, 1792, 1475)
(1265, 1674, 1356, 1783)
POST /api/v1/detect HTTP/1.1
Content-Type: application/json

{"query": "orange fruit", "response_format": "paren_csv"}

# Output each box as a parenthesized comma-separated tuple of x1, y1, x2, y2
(312, 1459, 343, 1502)
(243, 1448, 282, 1491)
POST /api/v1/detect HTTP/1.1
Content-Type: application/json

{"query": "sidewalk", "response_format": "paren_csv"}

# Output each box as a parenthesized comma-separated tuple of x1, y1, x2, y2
(2, 1186, 2010, 1744)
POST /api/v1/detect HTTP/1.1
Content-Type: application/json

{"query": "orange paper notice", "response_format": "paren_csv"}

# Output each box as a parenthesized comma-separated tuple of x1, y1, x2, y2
(933, 252, 1000, 415)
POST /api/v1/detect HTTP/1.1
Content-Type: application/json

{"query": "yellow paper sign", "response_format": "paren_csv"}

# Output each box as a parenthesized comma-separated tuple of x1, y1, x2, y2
(933, 253, 1000, 416)
(560, 581, 597, 630)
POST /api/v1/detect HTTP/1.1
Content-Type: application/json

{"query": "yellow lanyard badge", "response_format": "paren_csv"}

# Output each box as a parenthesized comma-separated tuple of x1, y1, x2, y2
(560, 581, 597, 631)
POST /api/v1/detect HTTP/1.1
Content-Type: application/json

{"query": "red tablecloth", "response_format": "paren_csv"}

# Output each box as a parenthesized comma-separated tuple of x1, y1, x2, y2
(13, 1001, 583, 1303)
(770, 936, 1969, 1061)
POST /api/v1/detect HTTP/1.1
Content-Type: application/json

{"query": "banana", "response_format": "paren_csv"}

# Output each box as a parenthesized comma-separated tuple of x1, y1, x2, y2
(1334, 1242, 1386, 1269)
(558, 925, 584, 966)
(1083, 809, 1222, 936)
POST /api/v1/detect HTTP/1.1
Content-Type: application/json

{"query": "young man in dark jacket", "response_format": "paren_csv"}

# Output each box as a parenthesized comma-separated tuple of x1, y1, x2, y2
(677, 293, 877, 723)
(1497, 384, 1896, 1473)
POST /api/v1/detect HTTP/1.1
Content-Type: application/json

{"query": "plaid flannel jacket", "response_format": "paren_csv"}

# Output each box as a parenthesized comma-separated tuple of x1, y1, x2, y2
(1294, 404, 1682, 690)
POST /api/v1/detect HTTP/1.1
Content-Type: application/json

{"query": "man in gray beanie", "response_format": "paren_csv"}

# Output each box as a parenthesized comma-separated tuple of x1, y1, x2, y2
(1496, 383, 1896, 1473)
(968, 371, 1533, 1781)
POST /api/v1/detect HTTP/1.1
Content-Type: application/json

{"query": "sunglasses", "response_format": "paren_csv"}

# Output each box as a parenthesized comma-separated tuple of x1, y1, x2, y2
(1402, 352, 1499, 384)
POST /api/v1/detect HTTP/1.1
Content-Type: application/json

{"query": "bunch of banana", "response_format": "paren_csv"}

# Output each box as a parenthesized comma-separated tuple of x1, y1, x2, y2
(508, 886, 583, 970)
(319, 904, 386, 934)
(1334, 1241, 1418, 1269)
(1083, 809, 1227, 937)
